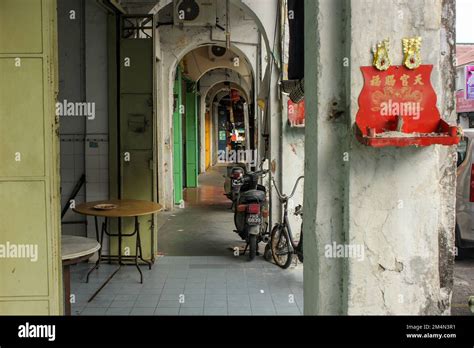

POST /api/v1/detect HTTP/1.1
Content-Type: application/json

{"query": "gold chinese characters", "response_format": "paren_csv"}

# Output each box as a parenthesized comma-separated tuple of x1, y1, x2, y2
(370, 74, 424, 87)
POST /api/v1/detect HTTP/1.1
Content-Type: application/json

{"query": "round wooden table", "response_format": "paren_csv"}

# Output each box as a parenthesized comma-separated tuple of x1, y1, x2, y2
(73, 199, 162, 302)
(61, 235, 100, 316)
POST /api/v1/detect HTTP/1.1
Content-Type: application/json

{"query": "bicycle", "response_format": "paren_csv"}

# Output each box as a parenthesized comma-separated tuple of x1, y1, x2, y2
(269, 176, 304, 269)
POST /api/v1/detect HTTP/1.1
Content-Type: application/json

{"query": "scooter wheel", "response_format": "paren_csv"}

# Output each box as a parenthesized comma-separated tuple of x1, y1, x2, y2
(248, 235, 257, 261)
(264, 243, 273, 262)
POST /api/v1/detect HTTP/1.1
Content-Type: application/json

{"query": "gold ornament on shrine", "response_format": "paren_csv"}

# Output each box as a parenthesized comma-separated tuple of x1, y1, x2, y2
(372, 39, 391, 71)
(402, 37, 422, 70)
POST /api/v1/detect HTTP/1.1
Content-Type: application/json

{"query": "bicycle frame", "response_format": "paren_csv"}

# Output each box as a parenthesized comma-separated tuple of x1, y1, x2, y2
(281, 203, 298, 253)
(272, 176, 304, 254)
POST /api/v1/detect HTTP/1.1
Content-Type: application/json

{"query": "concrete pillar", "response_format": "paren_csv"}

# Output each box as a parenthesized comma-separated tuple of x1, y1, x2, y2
(303, 0, 347, 315)
(303, 0, 456, 315)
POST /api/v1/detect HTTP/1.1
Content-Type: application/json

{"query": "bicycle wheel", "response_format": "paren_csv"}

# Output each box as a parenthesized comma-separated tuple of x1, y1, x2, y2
(270, 225, 293, 269)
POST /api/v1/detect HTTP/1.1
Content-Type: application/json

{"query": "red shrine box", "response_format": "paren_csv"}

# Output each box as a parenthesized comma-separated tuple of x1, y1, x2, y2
(355, 65, 460, 147)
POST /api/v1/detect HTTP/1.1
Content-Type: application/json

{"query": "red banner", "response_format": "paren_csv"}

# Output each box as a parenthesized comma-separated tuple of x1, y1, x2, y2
(288, 99, 305, 127)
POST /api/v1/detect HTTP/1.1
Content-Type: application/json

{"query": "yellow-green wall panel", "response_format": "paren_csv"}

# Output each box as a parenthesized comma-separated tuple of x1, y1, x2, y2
(0, 0, 62, 315)
(0, 300, 49, 315)
(0, 181, 49, 297)
(0, 0, 43, 54)
(0, 58, 45, 177)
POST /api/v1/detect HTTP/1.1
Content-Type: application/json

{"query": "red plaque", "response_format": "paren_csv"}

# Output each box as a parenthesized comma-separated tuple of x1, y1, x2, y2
(355, 65, 459, 147)
(288, 99, 305, 127)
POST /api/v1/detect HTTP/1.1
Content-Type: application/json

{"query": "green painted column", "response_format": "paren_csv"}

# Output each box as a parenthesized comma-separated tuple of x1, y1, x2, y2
(173, 69, 184, 204)
(185, 82, 199, 188)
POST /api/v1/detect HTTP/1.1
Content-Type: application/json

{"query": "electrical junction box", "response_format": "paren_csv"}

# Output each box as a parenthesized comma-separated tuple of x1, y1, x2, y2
(173, 0, 216, 27)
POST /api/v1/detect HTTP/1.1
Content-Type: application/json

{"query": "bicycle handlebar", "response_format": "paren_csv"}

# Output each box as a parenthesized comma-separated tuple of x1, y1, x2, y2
(271, 176, 304, 201)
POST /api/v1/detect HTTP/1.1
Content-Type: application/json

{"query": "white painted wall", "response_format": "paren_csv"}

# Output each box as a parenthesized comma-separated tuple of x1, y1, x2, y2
(154, 1, 278, 210)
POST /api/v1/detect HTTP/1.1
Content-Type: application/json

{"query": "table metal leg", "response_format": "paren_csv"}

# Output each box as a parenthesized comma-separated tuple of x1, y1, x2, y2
(118, 217, 122, 265)
(87, 217, 122, 302)
(86, 215, 154, 300)
(63, 264, 71, 316)
(86, 216, 106, 283)
(136, 217, 152, 270)
(134, 217, 144, 283)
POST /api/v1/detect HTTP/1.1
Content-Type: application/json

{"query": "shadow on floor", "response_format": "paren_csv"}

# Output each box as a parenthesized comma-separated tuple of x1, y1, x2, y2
(157, 165, 248, 257)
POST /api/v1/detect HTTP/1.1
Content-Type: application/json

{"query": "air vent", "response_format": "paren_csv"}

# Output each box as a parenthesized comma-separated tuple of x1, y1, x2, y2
(174, 0, 216, 27)
(177, 0, 200, 21)
(209, 46, 227, 60)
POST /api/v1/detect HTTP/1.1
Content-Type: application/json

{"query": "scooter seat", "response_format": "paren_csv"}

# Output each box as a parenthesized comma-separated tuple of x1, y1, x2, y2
(239, 189, 266, 204)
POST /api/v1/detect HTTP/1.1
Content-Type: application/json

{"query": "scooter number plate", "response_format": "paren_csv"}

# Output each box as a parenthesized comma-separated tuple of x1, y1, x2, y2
(247, 215, 261, 225)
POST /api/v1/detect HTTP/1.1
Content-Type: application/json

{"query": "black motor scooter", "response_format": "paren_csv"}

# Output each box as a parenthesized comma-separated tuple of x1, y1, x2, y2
(233, 170, 270, 260)
(224, 164, 246, 204)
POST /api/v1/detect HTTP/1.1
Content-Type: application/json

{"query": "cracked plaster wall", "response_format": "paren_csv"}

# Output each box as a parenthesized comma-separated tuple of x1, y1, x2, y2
(304, 0, 456, 315)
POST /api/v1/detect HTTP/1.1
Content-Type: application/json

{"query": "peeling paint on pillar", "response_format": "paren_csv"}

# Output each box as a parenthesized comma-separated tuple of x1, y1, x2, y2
(345, 0, 456, 315)
(304, 0, 457, 315)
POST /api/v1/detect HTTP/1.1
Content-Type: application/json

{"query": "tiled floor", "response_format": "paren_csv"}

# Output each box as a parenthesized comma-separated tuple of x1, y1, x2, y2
(70, 255, 303, 316)
(70, 166, 303, 316)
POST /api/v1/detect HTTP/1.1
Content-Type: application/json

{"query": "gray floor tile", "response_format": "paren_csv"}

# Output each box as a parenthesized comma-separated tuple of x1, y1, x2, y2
(137, 294, 160, 301)
(228, 307, 252, 315)
(139, 287, 163, 295)
(154, 307, 179, 316)
(185, 283, 205, 290)
(204, 307, 228, 316)
(116, 287, 142, 295)
(71, 255, 303, 317)
(205, 288, 227, 295)
(205, 294, 227, 301)
(182, 293, 205, 301)
(205, 300, 227, 307)
(164, 286, 186, 293)
(181, 300, 204, 308)
(80, 307, 108, 316)
(163, 286, 185, 292)
(183, 288, 206, 295)
(86, 299, 113, 307)
(160, 294, 183, 301)
(165, 278, 186, 285)
(134, 300, 159, 308)
(251, 307, 277, 315)
(114, 294, 138, 301)
(227, 287, 249, 295)
(130, 307, 156, 316)
(275, 307, 301, 315)
(109, 300, 136, 308)
(105, 307, 132, 316)
(179, 307, 204, 315)
(251, 299, 273, 307)
(157, 300, 181, 308)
